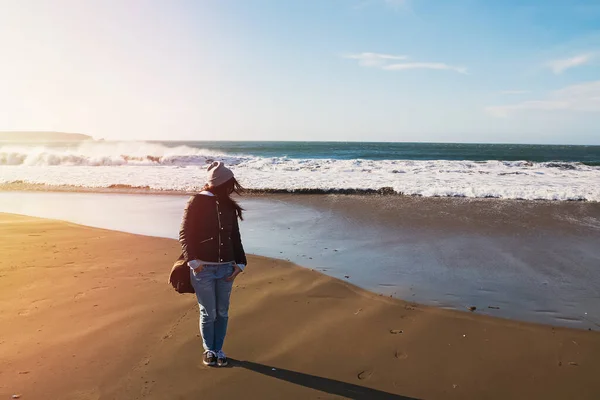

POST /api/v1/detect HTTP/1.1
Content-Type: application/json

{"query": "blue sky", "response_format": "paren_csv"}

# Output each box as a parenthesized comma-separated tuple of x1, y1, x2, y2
(1, 0, 599, 144)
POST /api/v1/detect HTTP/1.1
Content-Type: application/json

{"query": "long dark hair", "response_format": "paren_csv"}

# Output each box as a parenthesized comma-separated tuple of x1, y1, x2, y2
(203, 177, 244, 220)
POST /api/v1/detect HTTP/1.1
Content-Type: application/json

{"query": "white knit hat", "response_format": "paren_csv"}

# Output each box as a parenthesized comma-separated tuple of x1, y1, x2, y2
(207, 161, 234, 187)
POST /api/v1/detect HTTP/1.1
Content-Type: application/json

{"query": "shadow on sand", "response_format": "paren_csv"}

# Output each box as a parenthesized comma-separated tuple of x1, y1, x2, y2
(229, 359, 420, 400)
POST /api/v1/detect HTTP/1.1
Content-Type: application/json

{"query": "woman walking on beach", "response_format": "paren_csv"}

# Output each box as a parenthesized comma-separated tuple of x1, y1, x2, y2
(179, 162, 247, 367)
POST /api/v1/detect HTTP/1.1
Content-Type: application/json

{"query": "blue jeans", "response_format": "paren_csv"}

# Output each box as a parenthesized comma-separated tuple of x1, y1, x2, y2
(190, 263, 235, 352)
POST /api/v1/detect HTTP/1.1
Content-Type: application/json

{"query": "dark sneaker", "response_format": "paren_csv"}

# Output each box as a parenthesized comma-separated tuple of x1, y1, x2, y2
(203, 350, 217, 366)
(216, 350, 228, 367)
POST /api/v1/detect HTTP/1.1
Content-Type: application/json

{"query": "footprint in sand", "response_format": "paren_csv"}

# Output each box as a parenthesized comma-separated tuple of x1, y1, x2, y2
(358, 370, 374, 380)
(395, 351, 408, 360)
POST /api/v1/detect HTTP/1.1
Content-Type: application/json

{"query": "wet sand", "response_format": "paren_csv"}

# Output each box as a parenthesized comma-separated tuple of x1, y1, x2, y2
(272, 195, 600, 327)
(1, 213, 600, 399)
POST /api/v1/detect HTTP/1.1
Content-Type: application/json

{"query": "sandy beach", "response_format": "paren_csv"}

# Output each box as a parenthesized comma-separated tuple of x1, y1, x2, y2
(1, 213, 600, 399)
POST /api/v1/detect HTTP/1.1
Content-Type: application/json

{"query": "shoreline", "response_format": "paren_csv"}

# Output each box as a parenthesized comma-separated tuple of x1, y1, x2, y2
(1, 213, 600, 399)
(1, 181, 598, 203)
(1, 190, 599, 330)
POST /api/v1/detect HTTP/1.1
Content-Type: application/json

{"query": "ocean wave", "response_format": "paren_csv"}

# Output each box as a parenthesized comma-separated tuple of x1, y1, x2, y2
(1, 141, 600, 201)
(0, 141, 248, 166)
(0, 142, 598, 170)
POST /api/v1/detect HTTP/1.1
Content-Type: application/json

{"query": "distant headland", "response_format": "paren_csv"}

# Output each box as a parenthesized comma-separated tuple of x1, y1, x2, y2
(0, 131, 93, 142)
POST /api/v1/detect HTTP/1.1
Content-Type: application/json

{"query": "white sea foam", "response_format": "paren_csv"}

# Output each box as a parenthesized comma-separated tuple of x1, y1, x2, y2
(0, 141, 246, 166)
(1, 142, 599, 201)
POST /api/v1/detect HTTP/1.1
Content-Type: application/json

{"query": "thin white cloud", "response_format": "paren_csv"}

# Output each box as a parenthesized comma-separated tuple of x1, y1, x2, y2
(383, 62, 467, 74)
(344, 52, 409, 67)
(344, 52, 467, 74)
(546, 54, 593, 74)
(486, 80, 600, 117)
(500, 90, 531, 95)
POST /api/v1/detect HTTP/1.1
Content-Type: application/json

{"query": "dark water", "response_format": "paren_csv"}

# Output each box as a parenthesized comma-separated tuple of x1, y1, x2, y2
(155, 141, 600, 165)
(5, 140, 600, 165)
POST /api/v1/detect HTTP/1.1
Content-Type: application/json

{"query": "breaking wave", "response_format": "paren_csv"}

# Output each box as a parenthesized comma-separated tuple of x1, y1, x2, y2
(1, 141, 599, 201)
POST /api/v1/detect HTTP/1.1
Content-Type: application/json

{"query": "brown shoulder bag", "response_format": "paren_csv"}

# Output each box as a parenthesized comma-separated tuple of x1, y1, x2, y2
(168, 254, 195, 294)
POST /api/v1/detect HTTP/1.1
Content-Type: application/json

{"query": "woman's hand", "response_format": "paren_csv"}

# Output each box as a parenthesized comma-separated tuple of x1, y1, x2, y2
(189, 260, 204, 274)
(193, 265, 204, 274)
(225, 264, 243, 282)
